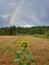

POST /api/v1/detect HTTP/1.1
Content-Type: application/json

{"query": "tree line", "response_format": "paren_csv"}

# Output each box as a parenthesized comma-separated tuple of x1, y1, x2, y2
(0, 26, 49, 35)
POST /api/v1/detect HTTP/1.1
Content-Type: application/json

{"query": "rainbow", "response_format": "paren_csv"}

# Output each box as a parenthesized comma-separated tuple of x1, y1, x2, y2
(10, 0, 24, 24)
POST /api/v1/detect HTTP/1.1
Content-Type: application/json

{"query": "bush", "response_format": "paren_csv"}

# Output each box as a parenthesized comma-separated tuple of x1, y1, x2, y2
(45, 31, 49, 38)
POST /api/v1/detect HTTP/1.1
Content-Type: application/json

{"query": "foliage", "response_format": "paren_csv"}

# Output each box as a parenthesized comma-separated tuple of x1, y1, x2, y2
(0, 26, 49, 35)
(44, 31, 49, 38)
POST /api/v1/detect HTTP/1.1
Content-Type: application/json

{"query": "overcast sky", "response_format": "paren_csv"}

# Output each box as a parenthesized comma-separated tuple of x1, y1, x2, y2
(0, 0, 49, 27)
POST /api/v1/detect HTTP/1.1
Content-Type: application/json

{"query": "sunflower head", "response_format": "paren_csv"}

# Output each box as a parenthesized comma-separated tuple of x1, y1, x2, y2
(21, 41, 28, 49)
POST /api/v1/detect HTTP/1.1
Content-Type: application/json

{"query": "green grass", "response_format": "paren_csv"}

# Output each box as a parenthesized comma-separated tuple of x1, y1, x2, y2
(34, 34, 49, 39)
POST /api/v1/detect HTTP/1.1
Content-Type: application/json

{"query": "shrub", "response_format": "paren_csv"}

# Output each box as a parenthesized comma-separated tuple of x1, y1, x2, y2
(45, 31, 49, 38)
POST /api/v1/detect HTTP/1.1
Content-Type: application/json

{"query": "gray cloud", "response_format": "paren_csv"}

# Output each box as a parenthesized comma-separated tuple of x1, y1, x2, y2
(0, 0, 49, 27)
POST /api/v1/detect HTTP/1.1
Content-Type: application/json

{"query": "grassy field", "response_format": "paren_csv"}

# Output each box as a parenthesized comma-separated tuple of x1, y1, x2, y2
(0, 36, 49, 65)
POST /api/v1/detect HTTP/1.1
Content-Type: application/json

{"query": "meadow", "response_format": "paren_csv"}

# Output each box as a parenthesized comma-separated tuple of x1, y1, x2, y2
(0, 36, 49, 65)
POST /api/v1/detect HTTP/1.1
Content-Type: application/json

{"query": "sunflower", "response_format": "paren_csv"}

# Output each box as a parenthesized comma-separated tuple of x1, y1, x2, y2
(21, 41, 28, 49)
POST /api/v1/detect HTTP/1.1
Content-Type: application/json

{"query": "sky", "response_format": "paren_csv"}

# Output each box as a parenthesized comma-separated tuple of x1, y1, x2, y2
(0, 0, 49, 27)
